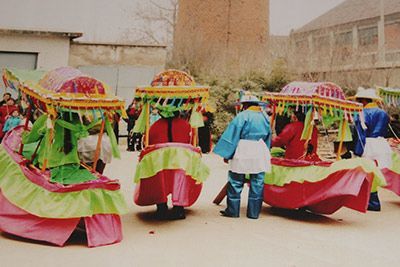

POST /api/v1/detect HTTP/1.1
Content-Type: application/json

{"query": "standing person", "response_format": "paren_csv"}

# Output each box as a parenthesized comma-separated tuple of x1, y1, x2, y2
(0, 92, 11, 106)
(387, 113, 400, 138)
(213, 94, 271, 219)
(271, 110, 319, 161)
(353, 88, 391, 211)
(198, 110, 214, 153)
(141, 107, 192, 219)
(125, 99, 140, 151)
(112, 113, 120, 145)
(149, 105, 161, 126)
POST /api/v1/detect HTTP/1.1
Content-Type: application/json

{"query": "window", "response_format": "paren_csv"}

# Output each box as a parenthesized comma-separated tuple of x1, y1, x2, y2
(0, 51, 38, 91)
(335, 31, 352, 46)
(359, 26, 378, 47)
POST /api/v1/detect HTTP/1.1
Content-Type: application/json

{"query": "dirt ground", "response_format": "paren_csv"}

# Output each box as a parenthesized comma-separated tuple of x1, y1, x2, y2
(1, 148, 400, 267)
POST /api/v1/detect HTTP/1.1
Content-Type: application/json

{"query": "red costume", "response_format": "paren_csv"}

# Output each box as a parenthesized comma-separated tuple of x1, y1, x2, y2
(149, 117, 191, 144)
(272, 121, 318, 160)
(135, 117, 202, 212)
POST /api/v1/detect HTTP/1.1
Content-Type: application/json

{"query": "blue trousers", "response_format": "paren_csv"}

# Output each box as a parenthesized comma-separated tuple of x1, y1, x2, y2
(225, 171, 265, 219)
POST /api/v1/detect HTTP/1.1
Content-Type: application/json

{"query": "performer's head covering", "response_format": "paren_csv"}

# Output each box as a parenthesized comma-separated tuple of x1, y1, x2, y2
(236, 91, 266, 106)
(354, 87, 382, 102)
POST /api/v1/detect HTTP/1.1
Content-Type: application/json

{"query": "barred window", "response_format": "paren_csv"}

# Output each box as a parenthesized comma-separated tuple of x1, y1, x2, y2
(359, 26, 378, 47)
(335, 31, 352, 45)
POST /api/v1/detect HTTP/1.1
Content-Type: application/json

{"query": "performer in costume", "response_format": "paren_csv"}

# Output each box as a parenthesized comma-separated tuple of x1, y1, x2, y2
(272, 110, 319, 161)
(354, 88, 391, 211)
(213, 94, 271, 219)
(146, 107, 192, 219)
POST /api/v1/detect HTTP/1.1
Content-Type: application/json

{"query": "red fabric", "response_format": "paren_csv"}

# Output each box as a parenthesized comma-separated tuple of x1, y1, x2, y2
(0, 190, 79, 246)
(272, 121, 318, 160)
(138, 120, 202, 207)
(134, 170, 202, 207)
(382, 168, 400, 196)
(0, 190, 123, 247)
(148, 118, 191, 144)
(0, 105, 18, 124)
(271, 157, 331, 167)
(263, 167, 373, 214)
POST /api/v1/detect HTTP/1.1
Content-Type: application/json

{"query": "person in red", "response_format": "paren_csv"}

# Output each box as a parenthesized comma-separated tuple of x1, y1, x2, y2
(145, 109, 192, 219)
(272, 110, 319, 161)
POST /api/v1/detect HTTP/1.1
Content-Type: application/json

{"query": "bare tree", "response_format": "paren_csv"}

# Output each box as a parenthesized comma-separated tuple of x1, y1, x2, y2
(123, 0, 178, 53)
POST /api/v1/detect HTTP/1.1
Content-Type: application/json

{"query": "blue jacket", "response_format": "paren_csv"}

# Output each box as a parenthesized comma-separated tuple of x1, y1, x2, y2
(354, 103, 389, 156)
(3, 116, 21, 132)
(213, 108, 271, 160)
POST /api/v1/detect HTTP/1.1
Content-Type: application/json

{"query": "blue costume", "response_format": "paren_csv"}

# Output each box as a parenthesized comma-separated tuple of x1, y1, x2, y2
(354, 102, 390, 211)
(354, 103, 389, 156)
(2, 116, 21, 132)
(214, 106, 271, 219)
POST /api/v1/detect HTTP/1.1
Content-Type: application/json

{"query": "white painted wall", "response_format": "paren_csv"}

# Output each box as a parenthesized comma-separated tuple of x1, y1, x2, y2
(0, 34, 70, 69)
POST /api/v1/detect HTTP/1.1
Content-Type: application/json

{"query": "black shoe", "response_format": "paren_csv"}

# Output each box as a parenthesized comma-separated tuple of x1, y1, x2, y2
(155, 203, 168, 220)
(367, 204, 381, 212)
(169, 206, 186, 220)
(367, 192, 381, 212)
(220, 210, 238, 218)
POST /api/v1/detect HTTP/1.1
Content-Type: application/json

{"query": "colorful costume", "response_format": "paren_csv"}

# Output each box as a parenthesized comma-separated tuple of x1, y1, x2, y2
(214, 102, 271, 219)
(0, 67, 127, 247)
(133, 70, 210, 220)
(354, 96, 390, 211)
(272, 121, 318, 160)
(355, 103, 391, 166)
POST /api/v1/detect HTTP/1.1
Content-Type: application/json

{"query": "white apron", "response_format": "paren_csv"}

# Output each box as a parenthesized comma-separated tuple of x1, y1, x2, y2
(229, 139, 271, 174)
(362, 137, 393, 168)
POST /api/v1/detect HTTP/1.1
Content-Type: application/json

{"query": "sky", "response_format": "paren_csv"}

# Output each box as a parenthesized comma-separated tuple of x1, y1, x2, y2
(0, 0, 346, 42)
(270, 0, 346, 35)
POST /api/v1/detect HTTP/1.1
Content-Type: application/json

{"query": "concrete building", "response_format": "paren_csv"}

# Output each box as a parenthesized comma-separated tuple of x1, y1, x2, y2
(69, 41, 167, 102)
(0, 28, 167, 103)
(0, 0, 168, 103)
(289, 0, 400, 88)
(173, 0, 270, 75)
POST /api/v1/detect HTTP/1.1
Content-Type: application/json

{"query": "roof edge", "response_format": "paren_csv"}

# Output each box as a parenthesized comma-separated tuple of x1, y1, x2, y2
(72, 41, 167, 49)
(0, 28, 83, 39)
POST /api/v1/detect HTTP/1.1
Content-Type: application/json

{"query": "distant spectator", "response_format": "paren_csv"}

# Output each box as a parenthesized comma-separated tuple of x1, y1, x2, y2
(3, 110, 21, 132)
(0, 93, 11, 106)
(198, 111, 214, 153)
(387, 114, 400, 138)
(0, 98, 19, 141)
(149, 106, 161, 126)
(125, 99, 141, 151)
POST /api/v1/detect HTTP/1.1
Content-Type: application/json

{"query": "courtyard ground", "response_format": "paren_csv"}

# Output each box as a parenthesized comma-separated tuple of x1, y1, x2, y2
(1, 148, 400, 267)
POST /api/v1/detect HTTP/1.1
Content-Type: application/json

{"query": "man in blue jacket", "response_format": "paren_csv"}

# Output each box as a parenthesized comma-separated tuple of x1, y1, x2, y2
(354, 88, 391, 211)
(213, 93, 271, 219)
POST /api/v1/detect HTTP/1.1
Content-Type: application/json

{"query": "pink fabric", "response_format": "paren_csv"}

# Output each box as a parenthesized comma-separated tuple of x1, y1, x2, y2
(0, 190, 123, 247)
(84, 214, 122, 248)
(134, 170, 202, 207)
(264, 168, 373, 214)
(0, 190, 79, 246)
(382, 168, 400, 196)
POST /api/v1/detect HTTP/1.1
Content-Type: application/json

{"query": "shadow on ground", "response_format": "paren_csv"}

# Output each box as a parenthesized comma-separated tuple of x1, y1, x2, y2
(264, 206, 346, 225)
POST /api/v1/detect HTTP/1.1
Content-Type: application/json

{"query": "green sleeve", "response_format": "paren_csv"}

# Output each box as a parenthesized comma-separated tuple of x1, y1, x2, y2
(22, 114, 48, 144)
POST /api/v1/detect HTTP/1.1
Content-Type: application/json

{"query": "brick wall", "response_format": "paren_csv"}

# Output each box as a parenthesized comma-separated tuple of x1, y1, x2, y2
(173, 0, 269, 75)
